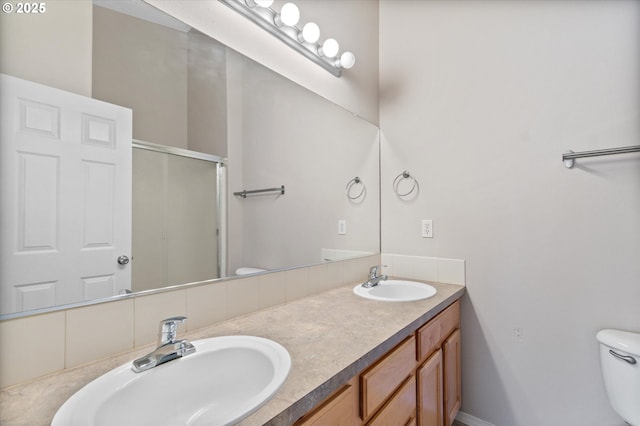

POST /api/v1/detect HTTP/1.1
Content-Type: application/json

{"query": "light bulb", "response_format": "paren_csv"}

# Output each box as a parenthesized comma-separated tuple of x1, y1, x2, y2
(338, 51, 356, 69)
(320, 38, 339, 58)
(301, 22, 320, 43)
(279, 3, 300, 26)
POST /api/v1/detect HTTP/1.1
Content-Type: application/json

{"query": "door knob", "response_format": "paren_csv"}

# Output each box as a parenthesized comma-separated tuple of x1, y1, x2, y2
(117, 255, 130, 265)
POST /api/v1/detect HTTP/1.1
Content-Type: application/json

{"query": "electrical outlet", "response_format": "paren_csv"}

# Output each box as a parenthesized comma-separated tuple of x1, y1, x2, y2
(338, 219, 347, 235)
(421, 219, 433, 238)
(513, 327, 523, 340)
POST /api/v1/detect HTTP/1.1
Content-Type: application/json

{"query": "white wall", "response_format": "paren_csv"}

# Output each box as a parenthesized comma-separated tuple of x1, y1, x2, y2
(235, 56, 379, 272)
(379, 1, 640, 425)
(144, 0, 380, 124)
(0, 0, 92, 97)
(187, 31, 228, 157)
(93, 6, 228, 155)
(4, 0, 637, 422)
(143, 0, 382, 275)
(93, 5, 189, 148)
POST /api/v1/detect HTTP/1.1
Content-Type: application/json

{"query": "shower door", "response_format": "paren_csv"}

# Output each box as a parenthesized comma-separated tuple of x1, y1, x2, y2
(132, 145, 220, 292)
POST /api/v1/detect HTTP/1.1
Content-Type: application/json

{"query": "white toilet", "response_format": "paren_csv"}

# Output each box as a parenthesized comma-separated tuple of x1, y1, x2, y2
(235, 267, 267, 276)
(596, 329, 640, 425)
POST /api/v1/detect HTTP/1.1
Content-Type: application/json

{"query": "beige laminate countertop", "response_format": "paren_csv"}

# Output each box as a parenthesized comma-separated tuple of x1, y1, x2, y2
(0, 280, 464, 426)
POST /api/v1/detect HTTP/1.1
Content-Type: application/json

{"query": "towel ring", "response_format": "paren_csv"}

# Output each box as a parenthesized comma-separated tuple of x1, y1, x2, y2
(393, 171, 419, 197)
(346, 176, 366, 200)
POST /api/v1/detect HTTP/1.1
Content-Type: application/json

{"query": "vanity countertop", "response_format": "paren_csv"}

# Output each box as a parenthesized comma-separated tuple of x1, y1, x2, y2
(0, 279, 464, 426)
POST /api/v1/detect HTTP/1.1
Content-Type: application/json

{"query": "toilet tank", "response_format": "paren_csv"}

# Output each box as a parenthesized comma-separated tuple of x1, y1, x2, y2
(596, 329, 640, 426)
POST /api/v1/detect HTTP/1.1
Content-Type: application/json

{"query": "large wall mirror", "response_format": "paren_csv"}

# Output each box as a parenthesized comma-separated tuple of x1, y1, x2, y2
(0, 0, 379, 318)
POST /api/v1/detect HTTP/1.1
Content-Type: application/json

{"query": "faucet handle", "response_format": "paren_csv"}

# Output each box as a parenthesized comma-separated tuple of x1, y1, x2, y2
(158, 316, 187, 345)
(369, 264, 387, 276)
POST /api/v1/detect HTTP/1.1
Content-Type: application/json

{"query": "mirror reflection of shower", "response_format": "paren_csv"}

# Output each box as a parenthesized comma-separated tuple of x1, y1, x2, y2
(132, 142, 225, 292)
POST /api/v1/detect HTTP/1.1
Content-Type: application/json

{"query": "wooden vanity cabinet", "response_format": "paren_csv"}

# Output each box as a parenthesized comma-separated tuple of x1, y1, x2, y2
(366, 375, 417, 426)
(296, 300, 460, 426)
(417, 349, 444, 426)
(443, 329, 461, 425)
(417, 301, 459, 361)
(416, 300, 460, 426)
(360, 335, 416, 420)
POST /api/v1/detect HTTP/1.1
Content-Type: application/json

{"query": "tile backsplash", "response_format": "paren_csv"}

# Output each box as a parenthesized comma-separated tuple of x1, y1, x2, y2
(66, 299, 135, 368)
(0, 254, 378, 389)
(0, 311, 65, 388)
(0, 253, 464, 389)
(381, 253, 466, 286)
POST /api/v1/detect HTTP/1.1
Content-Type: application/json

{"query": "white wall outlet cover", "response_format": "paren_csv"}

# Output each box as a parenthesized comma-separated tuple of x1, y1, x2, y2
(421, 219, 433, 238)
(338, 219, 347, 235)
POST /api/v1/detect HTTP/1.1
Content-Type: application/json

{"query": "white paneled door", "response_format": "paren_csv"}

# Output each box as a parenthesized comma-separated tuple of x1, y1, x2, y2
(0, 74, 132, 315)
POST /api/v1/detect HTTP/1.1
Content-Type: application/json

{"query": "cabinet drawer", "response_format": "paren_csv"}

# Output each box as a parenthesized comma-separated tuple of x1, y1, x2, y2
(361, 335, 416, 419)
(295, 378, 357, 426)
(367, 375, 417, 426)
(438, 301, 460, 342)
(417, 301, 460, 361)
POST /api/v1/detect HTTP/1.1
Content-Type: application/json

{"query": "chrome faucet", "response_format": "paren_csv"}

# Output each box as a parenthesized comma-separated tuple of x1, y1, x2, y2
(131, 316, 196, 373)
(362, 265, 388, 288)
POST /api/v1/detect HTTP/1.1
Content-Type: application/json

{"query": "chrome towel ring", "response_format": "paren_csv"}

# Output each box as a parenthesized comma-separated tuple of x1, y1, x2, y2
(346, 176, 366, 200)
(393, 171, 419, 197)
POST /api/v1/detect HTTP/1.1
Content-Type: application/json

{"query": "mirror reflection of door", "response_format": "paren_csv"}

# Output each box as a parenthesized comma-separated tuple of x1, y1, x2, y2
(132, 146, 219, 292)
(0, 74, 132, 315)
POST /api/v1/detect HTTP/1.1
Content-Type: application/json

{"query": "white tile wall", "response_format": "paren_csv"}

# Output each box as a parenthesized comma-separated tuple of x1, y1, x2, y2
(437, 258, 466, 285)
(320, 248, 375, 262)
(0, 253, 466, 389)
(259, 272, 287, 309)
(285, 268, 309, 302)
(186, 281, 228, 331)
(307, 263, 329, 295)
(0, 311, 65, 388)
(381, 253, 466, 285)
(134, 290, 188, 346)
(227, 276, 260, 319)
(0, 254, 382, 388)
(66, 299, 134, 368)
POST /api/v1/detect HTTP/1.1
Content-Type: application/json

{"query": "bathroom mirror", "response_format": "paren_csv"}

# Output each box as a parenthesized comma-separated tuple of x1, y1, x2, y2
(0, 0, 379, 317)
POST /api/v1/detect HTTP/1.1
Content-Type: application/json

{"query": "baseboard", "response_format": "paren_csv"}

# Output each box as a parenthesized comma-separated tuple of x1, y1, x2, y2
(456, 410, 497, 426)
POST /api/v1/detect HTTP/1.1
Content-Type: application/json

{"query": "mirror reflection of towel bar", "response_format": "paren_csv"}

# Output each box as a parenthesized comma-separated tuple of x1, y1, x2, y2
(233, 185, 285, 198)
(346, 177, 366, 200)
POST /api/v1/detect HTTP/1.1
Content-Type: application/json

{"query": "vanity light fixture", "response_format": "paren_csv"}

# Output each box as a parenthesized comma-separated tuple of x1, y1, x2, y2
(218, 0, 355, 77)
(275, 2, 300, 27)
(318, 38, 339, 58)
(245, 0, 273, 7)
(299, 22, 320, 44)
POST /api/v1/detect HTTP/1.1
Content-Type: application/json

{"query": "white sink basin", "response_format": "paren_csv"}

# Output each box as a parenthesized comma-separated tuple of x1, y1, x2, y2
(52, 335, 291, 426)
(353, 279, 437, 302)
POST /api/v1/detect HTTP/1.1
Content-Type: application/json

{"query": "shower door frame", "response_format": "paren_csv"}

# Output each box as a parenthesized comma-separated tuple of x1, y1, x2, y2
(132, 140, 227, 282)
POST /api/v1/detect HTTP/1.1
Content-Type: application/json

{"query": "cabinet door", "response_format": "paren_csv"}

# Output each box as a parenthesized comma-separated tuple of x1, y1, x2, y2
(417, 349, 443, 426)
(443, 329, 461, 426)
